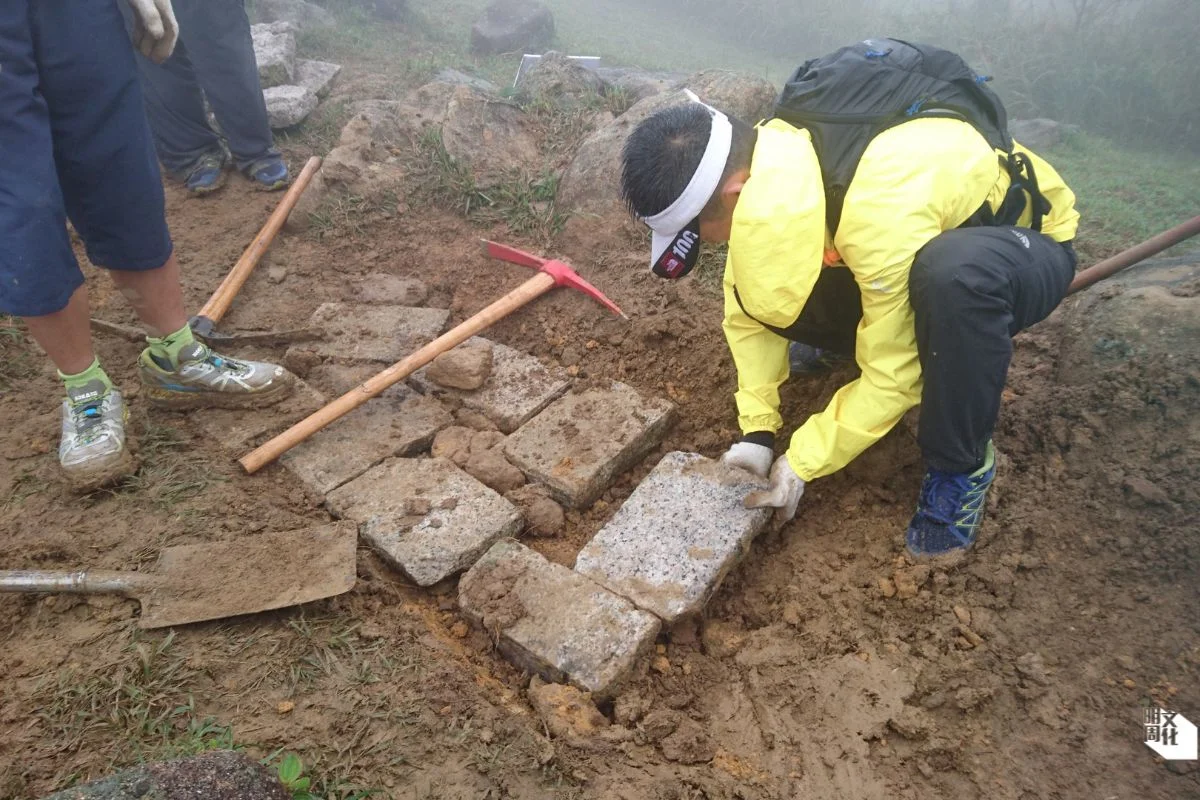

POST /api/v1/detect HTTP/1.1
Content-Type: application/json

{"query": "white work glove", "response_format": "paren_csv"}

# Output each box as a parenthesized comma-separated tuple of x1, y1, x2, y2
(744, 455, 806, 528)
(127, 0, 179, 63)
(720, 441, 774, 479)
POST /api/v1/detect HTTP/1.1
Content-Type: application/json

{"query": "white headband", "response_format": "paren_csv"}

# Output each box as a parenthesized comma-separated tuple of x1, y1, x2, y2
(642, 90, 733, 234)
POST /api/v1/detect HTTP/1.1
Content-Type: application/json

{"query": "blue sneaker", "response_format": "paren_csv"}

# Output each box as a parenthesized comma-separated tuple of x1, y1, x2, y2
(906, 441, 997, 556)
(789, 341, 850, 374)
(249, 159, 290, 191)
(184, 153, 226, 195)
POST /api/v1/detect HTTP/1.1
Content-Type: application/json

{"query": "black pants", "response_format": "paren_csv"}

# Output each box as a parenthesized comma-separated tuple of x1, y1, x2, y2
(786, 227, 1076, 473)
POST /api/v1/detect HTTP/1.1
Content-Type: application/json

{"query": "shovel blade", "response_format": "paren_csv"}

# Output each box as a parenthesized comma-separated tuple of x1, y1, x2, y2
(137, 522, 357, 629)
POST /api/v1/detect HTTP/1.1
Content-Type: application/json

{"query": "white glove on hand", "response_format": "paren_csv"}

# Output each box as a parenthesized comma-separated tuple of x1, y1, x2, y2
(720, 441, 774, 479)
(744, 455, 806, 528)
(128, 0, 179, 63)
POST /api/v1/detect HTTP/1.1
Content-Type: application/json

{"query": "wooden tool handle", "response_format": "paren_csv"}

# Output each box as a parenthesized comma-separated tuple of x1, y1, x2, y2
(196, 156, 323, 324)
(240, 271, 557, 474)
(1068, 213, 1200, 294)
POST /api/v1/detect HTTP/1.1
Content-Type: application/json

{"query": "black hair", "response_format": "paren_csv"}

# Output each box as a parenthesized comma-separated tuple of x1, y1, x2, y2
(620, 102, 757, 220)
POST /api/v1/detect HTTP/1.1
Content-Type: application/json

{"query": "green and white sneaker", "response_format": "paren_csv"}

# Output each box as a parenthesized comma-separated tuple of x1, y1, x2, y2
(138, 341, 295, 410)
(59, 380, 135, 490)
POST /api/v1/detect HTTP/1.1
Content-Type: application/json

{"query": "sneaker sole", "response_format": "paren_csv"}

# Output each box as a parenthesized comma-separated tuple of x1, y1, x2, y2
(142, 377, 296, 411)
(64, 449, 138, 493)
(188, 173, 228, 196)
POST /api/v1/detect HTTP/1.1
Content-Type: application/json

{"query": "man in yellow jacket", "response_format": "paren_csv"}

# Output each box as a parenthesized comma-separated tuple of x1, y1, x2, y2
(620, 92, 1079, 556)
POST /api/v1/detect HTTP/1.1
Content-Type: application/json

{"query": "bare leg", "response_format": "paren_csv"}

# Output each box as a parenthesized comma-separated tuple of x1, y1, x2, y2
(21, 285, 96, 375)
(108, 253, 189, 337)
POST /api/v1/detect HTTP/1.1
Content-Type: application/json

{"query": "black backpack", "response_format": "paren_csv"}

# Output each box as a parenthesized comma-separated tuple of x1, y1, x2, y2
(773, 38, 1049, 235)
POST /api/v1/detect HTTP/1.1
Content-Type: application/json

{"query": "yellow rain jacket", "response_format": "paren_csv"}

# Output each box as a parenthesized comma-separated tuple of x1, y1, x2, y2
(723, 117, 1079, 481)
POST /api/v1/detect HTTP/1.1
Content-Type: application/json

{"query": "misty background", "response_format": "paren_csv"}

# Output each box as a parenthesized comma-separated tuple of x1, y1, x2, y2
(511, 0, 1199, 153)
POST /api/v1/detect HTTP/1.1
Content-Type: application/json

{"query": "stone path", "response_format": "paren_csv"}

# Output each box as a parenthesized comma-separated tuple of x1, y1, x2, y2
(236, 290, 770, 695)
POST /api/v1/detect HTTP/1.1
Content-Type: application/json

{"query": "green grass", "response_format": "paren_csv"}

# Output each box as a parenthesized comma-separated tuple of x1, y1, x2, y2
(0, 315, 36, 390)
(1043, 132, 1200, 264)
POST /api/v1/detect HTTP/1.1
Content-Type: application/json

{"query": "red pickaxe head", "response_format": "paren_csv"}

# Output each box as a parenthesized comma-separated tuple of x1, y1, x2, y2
(481, 240, 628, 319)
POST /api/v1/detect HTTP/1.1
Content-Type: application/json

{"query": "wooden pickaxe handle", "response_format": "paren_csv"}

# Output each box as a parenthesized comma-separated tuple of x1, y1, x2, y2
(1068, 213, 1200, 294)
(194, 156, 322, 326)
(239, 271, 558, 473)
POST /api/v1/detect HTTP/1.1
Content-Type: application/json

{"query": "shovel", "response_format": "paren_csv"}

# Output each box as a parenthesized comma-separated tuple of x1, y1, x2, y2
(0, 523, 357, 629)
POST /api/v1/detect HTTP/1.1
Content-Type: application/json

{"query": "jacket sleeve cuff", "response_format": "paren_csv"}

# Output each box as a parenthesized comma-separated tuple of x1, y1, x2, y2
(740, 431, 775, 449)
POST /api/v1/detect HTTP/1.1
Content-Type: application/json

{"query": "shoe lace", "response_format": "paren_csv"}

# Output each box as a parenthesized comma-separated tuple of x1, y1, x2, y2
(918, 470, 974, 525)
(70, 400, 107, 444)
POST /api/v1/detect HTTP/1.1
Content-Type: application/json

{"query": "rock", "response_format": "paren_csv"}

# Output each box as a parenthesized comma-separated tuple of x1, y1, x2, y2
(465, 447, 527, 495)
(613, 688, 652, 725)
(528, 679, 609, 740)
(431, 426, 475, 466)
(456, 408, 499, 432)
(255, 0, 334, 29)
(264, 85, 317, 128)
(659, 719, 716, 764)
(888, 706, 935, 740)
(412, 337, 569, 433)
(434, 68, 499, 94)
(952, 605, 972, 625)
(701, 619, 747, 659)
(1121, 475, 1170, 507)
(503, 381, 676, 508)
(280, 386, 451, 495)
(470, 430, 506, 454)
(1009, 118, 1079, 151)
(954, 687, 994, 711)
(505, 484, 565, 536)
(892, 565, 930, 600)
(287, 302, 448, 365)
(459, 539, 661, 698)
(878, 576, 897, 598)
(557, 70, 778, 227)
(266, 265, 288, 284)
(250, 22, 297, 88)
(427, 342, 494, 390)
(295, 59, 342, 99)
(440, 85, 541, 186)
(326, 457, 522, 586)
(194, 378, 323, 452)
(39, 750, 290, 800)
(517, 51, 608, 106)
(639, 709, 680, 742)
(574, 452, 770, 623)
(1016, 652, 1051, 685)
(470, 0, 555, 55)
(594, 67, 686, 103)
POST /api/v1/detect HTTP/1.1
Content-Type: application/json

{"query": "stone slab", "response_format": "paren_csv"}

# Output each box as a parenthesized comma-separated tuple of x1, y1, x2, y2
(250, 22, 297, 88)
(264, 85, 317, 129)
(411, 336, 569, 433)
(574, 451, 771, 623)
(288, 303, 449, 365)
(459, 539, 661, 698)
(192, 378, 325, 452)
(326, 457, 521, 586)
(279, 385, 452, 495)
(502, 380, 675, 508)
(296, 59, 342, 99)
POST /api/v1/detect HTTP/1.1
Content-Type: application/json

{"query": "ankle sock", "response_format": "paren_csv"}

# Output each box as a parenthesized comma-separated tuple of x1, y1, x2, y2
(146, 323, 197, 368)
(59, 357, 113, 396)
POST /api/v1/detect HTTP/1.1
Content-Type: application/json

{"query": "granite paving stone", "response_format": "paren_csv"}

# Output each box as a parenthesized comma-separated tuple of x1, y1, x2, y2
(502, 380, 675, 508)
(410, 336, 569, 433)
(574, 451, 771, 623)
(287, 303, 449, 365)
(193, 378, 325, 452)
(459, 539, 661, 698)
(326, 457, 521, 586)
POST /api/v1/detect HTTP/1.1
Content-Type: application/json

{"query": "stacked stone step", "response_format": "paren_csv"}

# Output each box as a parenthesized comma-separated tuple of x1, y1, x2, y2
(460, 452, 770, 697)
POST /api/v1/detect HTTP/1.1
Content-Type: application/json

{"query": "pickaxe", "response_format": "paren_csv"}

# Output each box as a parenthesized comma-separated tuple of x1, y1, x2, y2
(239, 240, 625, 473)
(188, 156, 324, 345)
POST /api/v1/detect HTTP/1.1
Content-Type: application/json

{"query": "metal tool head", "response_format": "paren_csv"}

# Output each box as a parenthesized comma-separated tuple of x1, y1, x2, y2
(137, 523, 357, 629)
(481, 240, 627, 319)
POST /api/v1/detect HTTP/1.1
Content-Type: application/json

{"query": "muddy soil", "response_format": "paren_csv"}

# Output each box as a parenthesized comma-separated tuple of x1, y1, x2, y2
(1, 64, 1197, 800)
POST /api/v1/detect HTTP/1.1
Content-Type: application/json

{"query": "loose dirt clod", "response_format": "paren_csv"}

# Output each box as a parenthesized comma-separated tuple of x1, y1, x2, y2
(427, 341, 494, 390)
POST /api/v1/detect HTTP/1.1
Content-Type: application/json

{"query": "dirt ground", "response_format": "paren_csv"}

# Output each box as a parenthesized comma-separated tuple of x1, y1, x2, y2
(1, 54, 1198, 800)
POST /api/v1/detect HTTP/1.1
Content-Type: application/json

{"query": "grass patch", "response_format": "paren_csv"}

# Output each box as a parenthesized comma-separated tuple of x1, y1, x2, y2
(1045, 132, 1200, 264)
(406, 128, 566, 241)
(307, 191, 401, 240)
(36, 632, 234, 770)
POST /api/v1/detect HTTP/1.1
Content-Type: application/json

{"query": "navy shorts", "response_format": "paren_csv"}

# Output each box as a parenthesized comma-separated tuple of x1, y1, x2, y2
(0, 0, 173, 317)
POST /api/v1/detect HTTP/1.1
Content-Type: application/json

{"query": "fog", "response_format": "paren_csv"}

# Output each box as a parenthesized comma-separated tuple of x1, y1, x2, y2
(529, 0, 1198, 154)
